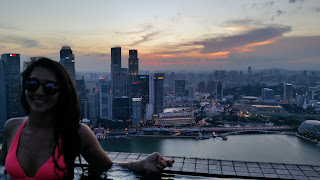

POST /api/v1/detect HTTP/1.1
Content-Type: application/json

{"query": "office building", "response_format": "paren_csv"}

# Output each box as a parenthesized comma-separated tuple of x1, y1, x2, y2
(132, 97, 142, 125)
(113, 96, 129, 120)
(128, 50, 138, 75)
(88, 90, 99, 121)
(79, 92, 89, 119)
(175, 80, 186, 97)
(98, 78, 112, 120)
(59, 46, 75, 81)
(198, 82, 206, 93)
(216, 81, 223, 100)
(154, 73, 164, 114)
(284, 83, 293, 103)
(206, 81, 215, 93)
(111, 47, 122, 96)
(0, 54, 23, 131)
(262, 88, 274, 101)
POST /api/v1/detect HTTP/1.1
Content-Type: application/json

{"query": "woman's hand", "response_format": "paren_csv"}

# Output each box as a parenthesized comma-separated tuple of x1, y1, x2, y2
(132, 152, 174, 173)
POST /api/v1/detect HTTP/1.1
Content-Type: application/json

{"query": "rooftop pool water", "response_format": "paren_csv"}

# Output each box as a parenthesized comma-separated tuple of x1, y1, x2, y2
(0, 165, 247, 180)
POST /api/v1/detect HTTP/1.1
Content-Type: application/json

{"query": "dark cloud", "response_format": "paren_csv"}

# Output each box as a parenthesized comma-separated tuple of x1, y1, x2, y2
(289, 0, 304, 3)
(315, 8, 320, 12)
(0, 35, 40, 48)
(189, 25, 291, 54)
(272, 9, 286, 20)
(276, 9, 285, 16)
(129, 31, 161, 46)
(252, 1, 274, 8)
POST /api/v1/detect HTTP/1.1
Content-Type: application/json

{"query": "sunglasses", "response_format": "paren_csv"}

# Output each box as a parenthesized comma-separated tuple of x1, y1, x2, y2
(24, 78, 60, 96)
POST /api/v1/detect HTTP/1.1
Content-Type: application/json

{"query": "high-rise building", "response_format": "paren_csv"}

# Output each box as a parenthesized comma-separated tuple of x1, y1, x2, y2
(98, 78, 112, 120)
(111, 47, 121, 96)
(113, 96, 129, 120)
(284, 83, 293, 103)
(129, 75, 149, 121)
(262, 88, 274, 101)
(216, 81, 223, 100)
(128, 50, 138, 75)
(198, 82, 206, 93)
(59, 46, 75, 81)
(132, 97, 142, 125)
(88, 90, 99, 121)
(0, 53, 24, 131)
(175, 80, 185, 97)
(154, 73, 164, 114)
(78, 92, 88, 119)
(206, 81, 215, 93)
(247, 66, 253, 84)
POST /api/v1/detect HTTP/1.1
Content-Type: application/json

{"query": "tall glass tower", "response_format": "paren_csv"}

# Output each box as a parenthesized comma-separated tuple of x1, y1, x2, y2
(111, 47, 121, 96)
(0, 53, 23, 131)
(128, 50, 138, 75)
(59, 46, 75, 82)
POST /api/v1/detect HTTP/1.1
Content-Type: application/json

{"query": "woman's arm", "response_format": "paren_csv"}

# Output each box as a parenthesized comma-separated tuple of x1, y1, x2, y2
(78, 124, 174, 173)
(114, 152, 174, 173)
(78, 123, 113, 169)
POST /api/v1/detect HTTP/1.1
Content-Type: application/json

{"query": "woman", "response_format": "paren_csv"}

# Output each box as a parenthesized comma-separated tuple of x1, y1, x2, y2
(0, 57, 173, 179)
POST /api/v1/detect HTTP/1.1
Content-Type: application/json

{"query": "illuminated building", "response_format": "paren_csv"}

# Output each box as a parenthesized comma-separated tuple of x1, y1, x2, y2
(128, 50, 138, 75)
(154, 112, 195, 127)
(0, 53, 24, 131)
(132, 97, 142, 125)
(59, 46, 75, 81)
(284, 83, 293, 103)
(154, 73, 164, 114)
(298, 120, 320, 140)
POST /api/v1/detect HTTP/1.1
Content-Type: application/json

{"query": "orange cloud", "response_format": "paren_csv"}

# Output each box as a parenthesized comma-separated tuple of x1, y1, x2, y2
(234, 40, 275, 53)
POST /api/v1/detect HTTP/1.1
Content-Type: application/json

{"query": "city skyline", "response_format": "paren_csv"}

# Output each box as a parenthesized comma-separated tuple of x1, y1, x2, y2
(1, 0, 320, 72)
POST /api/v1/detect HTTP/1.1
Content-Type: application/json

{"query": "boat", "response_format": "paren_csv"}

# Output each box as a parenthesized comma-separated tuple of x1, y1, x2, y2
(222, 136, 228, 140)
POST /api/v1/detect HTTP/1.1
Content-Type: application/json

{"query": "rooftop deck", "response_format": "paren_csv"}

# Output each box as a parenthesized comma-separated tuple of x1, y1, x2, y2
(1, 151, 319, 179)
(78, 151, 320, 180)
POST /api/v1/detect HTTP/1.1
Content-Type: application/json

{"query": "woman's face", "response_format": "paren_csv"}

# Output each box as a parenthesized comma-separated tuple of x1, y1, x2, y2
(25, 66, 60, 113)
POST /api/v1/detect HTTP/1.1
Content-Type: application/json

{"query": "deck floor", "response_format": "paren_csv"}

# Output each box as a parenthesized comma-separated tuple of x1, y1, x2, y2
(75, 151, 320, 180)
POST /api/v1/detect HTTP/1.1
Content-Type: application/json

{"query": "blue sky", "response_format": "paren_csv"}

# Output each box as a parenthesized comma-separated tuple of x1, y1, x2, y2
(0, 0, 320, 72)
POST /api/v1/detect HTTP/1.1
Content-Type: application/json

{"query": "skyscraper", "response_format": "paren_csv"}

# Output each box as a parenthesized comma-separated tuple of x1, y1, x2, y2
(129, 75, 149, 121)
(111, 47, 122, 97)
(175, 80, 185, 97)
(98, 78, 112, 120)
(132, 97, 142, 125)
(0, 54, 23, 131)
(59, 46, 75, 81)
(284, 83, 293, 103)
(128, 50, 138, 75)
(154, 73, 164, 114)
(262, 88, 274, 101)
(216, 81, 223, 100)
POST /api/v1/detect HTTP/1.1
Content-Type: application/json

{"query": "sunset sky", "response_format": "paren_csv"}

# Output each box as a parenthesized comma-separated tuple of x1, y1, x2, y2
(1, 0, 320, 72)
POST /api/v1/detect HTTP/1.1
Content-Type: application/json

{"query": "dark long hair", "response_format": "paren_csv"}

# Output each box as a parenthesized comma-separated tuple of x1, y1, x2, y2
(21, 57, 81, 179)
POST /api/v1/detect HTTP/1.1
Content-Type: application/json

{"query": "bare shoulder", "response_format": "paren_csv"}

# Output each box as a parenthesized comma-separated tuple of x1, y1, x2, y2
(4, 117, 27, 135)
(78, 123, 93, 136)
